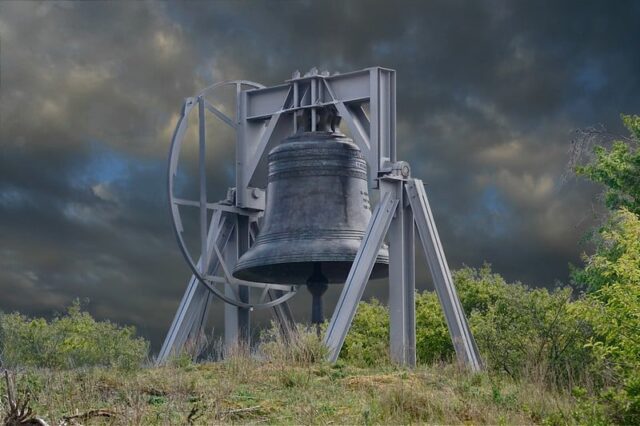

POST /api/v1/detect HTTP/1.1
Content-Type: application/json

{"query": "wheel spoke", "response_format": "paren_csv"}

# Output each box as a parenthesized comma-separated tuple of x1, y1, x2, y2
(258, 284, 271, 304)
(204, 100, 237, 129)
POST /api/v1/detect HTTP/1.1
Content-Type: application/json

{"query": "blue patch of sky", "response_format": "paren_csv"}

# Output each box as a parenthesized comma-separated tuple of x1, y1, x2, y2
(576, 61, 607, 93)
(71, 140, 167, 197)
(0, 184, 33, 208)
(73, 140, 130, 187)
(467, 185, 511, 238)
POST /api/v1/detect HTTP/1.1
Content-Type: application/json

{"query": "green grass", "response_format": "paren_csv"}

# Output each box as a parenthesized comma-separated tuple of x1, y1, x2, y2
(2, 358, 579, 425)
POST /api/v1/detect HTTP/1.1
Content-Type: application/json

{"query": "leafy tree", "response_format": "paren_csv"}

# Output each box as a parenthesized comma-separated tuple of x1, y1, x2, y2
(575, 114, 640, 216)
(572, 208, 640, 292)
(571, 210, 640, 423)
(571, 114, 640, 423)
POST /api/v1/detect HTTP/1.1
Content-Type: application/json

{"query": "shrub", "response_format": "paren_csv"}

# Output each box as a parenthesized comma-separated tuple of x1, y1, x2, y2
(414, 291, 453, 364)
(0, 300, 149, 370)
(342, 266, 593, 389)
(339, 299, 390, 367)
(455, 266, 593, 387)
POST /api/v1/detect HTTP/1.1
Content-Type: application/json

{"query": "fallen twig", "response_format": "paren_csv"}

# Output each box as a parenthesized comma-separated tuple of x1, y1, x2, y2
(220, 405, 261, 418)
(59, 409, 114, 425)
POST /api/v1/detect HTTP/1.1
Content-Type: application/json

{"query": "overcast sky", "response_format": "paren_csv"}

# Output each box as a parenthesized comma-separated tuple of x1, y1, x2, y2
(1, 0, 639, 350)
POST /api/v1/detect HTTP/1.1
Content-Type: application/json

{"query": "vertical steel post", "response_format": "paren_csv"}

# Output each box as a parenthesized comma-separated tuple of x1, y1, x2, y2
(224, 221, 239, 348)
(224, 214, 251, 349)
(384, 178, 416, 367)
(236, 215, 251, 343)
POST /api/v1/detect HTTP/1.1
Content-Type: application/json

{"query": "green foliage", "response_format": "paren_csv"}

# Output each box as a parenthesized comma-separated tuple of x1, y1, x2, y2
(455, 267, 592, 386)
(570, 113, 640, 423)
(572, 208, 640, 292)
(575, 114, 640, 216)
(343, 266, 592, 388)
(0, 300, 149, 370)
(339, 299, 390, 367)
(570, 210, 640, 423)
(414, 292, 452, 363)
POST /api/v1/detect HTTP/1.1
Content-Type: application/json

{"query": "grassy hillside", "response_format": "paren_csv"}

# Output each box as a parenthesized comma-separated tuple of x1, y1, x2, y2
(3, 359, 580, 425)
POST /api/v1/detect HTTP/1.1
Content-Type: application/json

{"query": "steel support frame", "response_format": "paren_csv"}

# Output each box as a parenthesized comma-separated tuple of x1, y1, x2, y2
(406, 179, 482, 370)
(158, 210, 295, 363)
(384, 178, 416, 366)
(158, 210, 233, 363)
(238, 67, 396, 193)
(164, 67, 480, 370)
(324, 176, 481, 371)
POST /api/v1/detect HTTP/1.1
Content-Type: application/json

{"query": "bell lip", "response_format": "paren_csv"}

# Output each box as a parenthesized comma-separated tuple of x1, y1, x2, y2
(233, 259, 389, 285)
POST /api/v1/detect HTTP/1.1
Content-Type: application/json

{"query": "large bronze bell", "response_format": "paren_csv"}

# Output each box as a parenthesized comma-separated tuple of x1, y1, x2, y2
(232, 131, 389, 322)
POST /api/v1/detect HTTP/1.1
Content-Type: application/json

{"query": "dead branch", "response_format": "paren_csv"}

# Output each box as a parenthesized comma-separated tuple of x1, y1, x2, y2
(2, 370, 48, 426)
(220, 405, 261, 419)
(59, 409, 114, 425)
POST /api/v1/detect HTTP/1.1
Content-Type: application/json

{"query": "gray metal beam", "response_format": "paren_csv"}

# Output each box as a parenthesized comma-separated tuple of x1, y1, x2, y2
(224, 215, 251, 348)
(269, 289, 296, 340)
(158, 211, 234, 364)
(324, 191, 399, 362)
(383, 179, 416, 367)
(406, 179, 482, 371)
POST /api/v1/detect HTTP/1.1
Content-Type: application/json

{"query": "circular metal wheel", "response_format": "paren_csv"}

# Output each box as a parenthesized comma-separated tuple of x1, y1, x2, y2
(168, 81, 298, 310)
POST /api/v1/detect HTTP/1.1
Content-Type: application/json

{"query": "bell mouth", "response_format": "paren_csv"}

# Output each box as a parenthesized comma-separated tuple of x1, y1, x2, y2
(233, 259, 389, 285)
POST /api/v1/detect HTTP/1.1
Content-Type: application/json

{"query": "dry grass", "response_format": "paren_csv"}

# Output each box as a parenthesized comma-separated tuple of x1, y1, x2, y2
(0, 327, 580, 425)
(0, 359, 580, 425)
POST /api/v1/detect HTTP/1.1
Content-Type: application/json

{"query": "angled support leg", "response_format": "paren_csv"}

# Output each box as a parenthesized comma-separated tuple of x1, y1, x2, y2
(158, 211, 235, 364)
(324, 192, 399, 362)
(269, 289, 296, 340)
(383, 178, 416, 367)
(406, 179, 482, 371)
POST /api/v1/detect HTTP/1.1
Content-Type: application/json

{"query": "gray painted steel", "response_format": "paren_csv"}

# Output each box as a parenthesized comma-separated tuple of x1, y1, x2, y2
(324, 191, 398, 362)
(406, 179, 482, 371)
(161, 67, 482, 371)
(385, 179, 416, 367)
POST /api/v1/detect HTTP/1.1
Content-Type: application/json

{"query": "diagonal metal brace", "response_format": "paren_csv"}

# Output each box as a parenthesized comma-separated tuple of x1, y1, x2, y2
(324, 191, 399, 362)
(405, 178, 482, 371)
(157, 210, 234, 364)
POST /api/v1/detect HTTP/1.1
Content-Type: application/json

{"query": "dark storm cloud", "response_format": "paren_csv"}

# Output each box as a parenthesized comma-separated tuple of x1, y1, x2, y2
(1, 0, 639, 349)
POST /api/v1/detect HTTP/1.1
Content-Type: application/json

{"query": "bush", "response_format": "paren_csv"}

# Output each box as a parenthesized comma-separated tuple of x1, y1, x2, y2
(0, 300, 149, 370)
(415, 292, 453, 364)
(339, 299, 390, 367)
(456, 266, 593, 387)
(342, 266, 593, 388)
